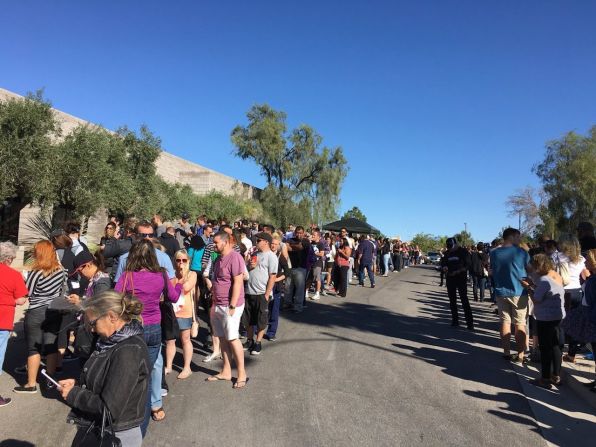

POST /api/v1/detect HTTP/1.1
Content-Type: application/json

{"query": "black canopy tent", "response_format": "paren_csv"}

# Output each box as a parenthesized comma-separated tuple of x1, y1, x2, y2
(322, 217, 381, 235)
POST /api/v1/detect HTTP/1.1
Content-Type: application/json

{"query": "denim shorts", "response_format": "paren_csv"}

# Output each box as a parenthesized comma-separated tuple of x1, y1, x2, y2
(177, 317, 192, 331)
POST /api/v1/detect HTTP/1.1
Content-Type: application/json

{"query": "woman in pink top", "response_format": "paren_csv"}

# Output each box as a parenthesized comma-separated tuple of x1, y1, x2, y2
(114, 239, 182, 424)
(165, 249, 197, 380)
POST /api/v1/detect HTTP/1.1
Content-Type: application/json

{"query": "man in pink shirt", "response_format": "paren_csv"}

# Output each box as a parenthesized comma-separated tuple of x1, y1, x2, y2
(206, 231, 248, 389)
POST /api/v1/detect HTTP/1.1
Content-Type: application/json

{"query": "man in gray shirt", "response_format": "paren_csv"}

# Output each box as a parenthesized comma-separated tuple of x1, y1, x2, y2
(242, 232, 278, 356)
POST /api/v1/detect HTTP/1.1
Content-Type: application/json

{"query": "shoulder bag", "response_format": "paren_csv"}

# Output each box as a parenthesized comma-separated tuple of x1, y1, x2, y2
(160, 271, 180, 341)
(73, 405, 121, 447)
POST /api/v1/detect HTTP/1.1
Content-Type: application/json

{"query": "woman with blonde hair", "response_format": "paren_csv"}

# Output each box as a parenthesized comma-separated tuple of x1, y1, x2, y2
(558, 236, 590, 362)
(14, 240, 66, 394)
(165, 249, 197, 379)
(59, 291, 148, 447)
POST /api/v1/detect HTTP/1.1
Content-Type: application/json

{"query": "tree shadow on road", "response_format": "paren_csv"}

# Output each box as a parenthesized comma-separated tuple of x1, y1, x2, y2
(282, 274, 596, 443)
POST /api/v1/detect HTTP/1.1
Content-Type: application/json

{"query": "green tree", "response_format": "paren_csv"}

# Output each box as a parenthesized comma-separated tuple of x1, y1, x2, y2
(0, 90, 60, 205)
(533, 127, 596, 234)
(411, 233, 442, 252)
(454, 230, 475, 247)
(231, 104, 348, 228)
(341, 206, 367, 222)
(53, 125, 133, 218)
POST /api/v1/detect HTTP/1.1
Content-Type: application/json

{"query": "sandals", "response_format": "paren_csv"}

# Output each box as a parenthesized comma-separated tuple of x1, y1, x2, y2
(177, 369, 192, 380)
(205, 375, 231, 382)
(233, 378, 249, 390)
(151, 407, 166, 421)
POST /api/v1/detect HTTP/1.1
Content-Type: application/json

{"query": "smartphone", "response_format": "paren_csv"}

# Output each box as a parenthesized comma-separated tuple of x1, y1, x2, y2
(41, 368, 62, 390)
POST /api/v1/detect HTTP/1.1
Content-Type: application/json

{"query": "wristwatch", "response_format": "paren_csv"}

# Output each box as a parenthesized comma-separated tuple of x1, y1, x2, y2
(229, 305, 236, 310)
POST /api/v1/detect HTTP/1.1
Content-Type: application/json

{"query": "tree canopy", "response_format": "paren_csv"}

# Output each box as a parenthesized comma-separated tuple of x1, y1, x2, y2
(231, 104, 348, 228)
(341, 206, 367, 222)
(533, 127, 596, 235)
(0, 92, 270, 232)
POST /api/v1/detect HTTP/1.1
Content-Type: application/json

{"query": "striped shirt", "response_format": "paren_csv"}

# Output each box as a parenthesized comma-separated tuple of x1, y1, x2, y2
(25, 269, 66, 309)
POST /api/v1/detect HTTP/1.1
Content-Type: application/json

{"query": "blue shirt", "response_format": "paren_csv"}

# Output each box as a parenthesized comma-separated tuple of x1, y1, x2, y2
(357, 240, 376, 265)
(489, 246, 530, 297)
(114, 248, 175, 282)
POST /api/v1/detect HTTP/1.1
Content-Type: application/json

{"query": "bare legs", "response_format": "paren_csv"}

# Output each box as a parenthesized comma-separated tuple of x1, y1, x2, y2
(165, 330, 193, 379)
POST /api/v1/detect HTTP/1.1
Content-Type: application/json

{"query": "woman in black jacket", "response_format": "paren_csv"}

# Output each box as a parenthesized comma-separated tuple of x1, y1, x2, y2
(59, 290, 149, 447)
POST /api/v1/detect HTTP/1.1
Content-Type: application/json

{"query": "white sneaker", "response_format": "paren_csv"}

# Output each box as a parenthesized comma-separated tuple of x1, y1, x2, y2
(203, 352, 222, 362)
(311, 292, 320, 301)
(382, 274, 388, 277)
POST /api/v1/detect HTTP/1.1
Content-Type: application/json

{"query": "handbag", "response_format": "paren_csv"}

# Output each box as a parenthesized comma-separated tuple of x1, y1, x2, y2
(160, 271, 180, 341)
(555, 254, 571, 286)
(190, 286, 199, 338)
(74, 405, 121, 447)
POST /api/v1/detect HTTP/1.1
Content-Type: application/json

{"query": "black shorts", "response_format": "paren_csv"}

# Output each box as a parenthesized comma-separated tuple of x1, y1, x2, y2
(241, 294, 269, 331)
(24, 305, 61, 356)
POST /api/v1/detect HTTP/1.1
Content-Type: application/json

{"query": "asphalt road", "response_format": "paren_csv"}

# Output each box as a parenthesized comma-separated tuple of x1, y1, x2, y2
(2, 265, 595, 446)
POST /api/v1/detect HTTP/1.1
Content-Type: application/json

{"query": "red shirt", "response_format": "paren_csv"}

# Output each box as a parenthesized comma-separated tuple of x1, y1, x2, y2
(0, 264, 29, 331)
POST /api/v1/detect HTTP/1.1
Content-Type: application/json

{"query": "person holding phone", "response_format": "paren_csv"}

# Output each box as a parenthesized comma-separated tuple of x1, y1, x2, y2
(59, 290, 149, 447)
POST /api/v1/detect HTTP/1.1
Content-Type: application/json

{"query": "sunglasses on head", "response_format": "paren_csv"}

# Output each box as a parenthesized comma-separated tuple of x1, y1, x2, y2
(175, 258, 189, 263)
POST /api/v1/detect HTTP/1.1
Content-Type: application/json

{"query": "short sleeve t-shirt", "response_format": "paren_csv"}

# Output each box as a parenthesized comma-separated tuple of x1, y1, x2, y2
(490, 246, 530, 297)
(357, 240, 376, 264)
(246, 250, 278, 295)
(0, 264, 29, 330)
(212, 251, 246, 307)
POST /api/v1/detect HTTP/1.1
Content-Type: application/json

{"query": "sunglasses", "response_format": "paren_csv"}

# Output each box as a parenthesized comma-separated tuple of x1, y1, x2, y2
(175, 258, 189, 263)
(87, 314, 105, 329)
(138, 232, 153, 238)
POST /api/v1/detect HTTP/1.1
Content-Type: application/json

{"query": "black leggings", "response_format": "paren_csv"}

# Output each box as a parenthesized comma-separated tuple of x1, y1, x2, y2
(338, 266, 349, 297)
(536, 319, 563, 379)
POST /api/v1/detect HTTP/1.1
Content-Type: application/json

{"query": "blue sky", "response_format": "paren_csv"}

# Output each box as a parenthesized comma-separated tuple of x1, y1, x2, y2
(2, 1, 595, 241)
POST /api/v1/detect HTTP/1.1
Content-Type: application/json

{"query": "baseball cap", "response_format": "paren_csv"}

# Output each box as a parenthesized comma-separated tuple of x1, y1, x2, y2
(73, 251, 94, 272)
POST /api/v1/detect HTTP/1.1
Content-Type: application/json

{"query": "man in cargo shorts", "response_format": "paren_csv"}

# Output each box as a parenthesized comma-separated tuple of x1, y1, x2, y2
(489, 228, 530, 363)
(207, 231, 248, 388)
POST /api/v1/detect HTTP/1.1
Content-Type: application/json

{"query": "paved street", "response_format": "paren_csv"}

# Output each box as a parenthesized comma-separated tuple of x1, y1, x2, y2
(2, 266, 596, 446)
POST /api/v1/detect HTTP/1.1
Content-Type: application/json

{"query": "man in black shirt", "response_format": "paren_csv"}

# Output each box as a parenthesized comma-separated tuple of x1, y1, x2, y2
(285, 226, 310, 313)
(441, 238, 474, 330)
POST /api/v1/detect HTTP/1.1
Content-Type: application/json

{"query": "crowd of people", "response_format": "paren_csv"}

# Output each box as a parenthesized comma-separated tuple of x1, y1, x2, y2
(2, 213, 596, 446)
(441, 223, 596, 390)
(0, 214, 418, 446)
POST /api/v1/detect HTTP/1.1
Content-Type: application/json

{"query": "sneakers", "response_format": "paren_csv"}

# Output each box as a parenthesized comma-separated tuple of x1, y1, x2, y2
(13, 385, 37, 394)
(250, 342, 262, 355)
(161, 388, 168, 397)
(243, 339, 254, 351)
(311, 292, 320, 301)
(265, 335, 277, 341)
(371, 284, 375, 288)
(203, 351, 222, 362)
(0, 395, 12, 407)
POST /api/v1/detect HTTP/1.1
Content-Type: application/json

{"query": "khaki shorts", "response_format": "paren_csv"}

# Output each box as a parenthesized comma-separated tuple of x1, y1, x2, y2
(497, 295, 529, 326)
(212, 304, 245, 341)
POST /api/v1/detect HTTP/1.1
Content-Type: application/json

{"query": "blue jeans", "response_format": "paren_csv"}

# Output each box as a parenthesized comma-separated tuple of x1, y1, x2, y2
(358, 263, 375, 286)
(382, 254, 391, 274)
(0, 330, 9, 375)
(286, 268, 306, 312)
(266, 289, 282, 338)
(141, 324, 161, 436)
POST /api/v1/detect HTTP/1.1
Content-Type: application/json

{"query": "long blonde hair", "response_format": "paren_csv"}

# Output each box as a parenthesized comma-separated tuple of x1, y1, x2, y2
(559, 235, 582, 264)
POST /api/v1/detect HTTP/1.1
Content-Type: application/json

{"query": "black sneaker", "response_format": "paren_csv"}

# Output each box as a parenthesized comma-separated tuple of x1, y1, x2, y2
(243, 339, 254, 351)
(62, 351, 79, 362)
(0, 395, 12, 407)
(371, 284, 375, 288)
(13, 385, 37, 394)
(250, 342, 262, 355)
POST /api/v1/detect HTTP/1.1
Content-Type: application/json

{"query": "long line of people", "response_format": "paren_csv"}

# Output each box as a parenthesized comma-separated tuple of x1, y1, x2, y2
(0, 215, 414, 446)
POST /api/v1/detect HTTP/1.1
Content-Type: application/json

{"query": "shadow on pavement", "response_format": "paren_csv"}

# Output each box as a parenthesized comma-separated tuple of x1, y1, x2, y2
(282, 271, 596, 443)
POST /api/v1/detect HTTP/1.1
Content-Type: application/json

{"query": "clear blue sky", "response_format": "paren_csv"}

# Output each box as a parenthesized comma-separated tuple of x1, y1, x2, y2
(2, 1, 595, 241)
